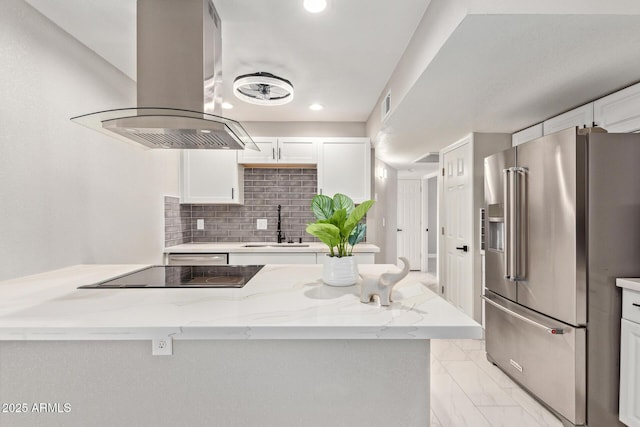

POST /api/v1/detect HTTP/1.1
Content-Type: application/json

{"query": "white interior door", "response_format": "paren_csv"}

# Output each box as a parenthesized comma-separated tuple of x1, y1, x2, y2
(397, 179, 421, 270)
(442, 143, 473, 317)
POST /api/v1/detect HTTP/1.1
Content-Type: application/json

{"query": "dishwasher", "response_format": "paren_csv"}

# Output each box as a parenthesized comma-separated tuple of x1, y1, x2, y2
(165, 253, 229, 266)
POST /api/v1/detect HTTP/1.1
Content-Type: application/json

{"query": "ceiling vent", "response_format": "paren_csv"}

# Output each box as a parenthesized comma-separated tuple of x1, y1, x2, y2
(233, 72, 294, 106)
(415, 152, 440, 163)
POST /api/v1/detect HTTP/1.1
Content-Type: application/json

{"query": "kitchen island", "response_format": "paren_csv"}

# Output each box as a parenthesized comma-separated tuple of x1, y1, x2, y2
(0, 264, 480, 427)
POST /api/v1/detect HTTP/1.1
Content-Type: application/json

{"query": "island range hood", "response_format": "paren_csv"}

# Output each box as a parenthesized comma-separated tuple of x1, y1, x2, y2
(71, 0, 256, 150)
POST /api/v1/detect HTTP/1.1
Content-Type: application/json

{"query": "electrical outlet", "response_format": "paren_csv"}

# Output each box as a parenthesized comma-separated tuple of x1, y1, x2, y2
(152, 337, 173, 356)
(196, 219, 204, 230)
(256, 218, 268, 230)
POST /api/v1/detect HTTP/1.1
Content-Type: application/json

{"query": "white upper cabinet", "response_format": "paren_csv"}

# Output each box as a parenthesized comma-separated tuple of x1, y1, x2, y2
(543, 103, 594, 135)
(180, 150, 243, 204)
(512, 123, 543, 147)
(236, 137, 278, 164)
(317, 138, 371, 203)
(237, 137, 317, 164)
(277, 137, 318, 164)
(594, 82, 640, 133)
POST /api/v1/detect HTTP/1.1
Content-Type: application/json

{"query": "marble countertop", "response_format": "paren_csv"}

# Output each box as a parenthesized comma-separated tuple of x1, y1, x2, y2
(164, 242, 380, 253)
(0, 264, 481, 341)
(617, 278, 640, 292)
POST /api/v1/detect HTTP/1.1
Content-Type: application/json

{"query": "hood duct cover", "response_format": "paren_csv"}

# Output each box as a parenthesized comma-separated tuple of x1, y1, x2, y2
(70, 0, 256, 151)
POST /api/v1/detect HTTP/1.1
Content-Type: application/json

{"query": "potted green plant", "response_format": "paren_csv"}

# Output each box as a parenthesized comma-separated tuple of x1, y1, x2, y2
(306, 193, 374, 286)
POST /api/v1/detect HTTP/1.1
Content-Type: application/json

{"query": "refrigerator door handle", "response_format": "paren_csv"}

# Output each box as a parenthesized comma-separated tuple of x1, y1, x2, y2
(512, 167, 528, 280)
(503, 168, 512, 280)
(482, 294, 565, 335)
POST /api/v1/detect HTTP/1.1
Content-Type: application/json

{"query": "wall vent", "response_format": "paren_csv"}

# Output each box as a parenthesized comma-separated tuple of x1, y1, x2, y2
(415, 152, 440, 163)
(381, 91, 391, 121)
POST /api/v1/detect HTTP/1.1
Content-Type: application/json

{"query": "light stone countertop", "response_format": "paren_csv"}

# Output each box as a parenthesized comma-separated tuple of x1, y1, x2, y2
(164, 242, 380, 253)
(0, 264, 481, 341)
(617, 278, 640, 292)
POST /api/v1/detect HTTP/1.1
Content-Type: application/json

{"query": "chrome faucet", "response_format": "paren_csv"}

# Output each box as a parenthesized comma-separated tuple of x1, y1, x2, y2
(277, 204, 285, 244)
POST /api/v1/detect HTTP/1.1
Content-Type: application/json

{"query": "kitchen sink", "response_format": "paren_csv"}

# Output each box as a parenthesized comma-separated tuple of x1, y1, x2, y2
(243, 244, 310, 248)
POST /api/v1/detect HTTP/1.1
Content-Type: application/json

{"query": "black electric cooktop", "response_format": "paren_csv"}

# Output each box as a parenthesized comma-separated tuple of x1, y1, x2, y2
(78, 265, 264, 289)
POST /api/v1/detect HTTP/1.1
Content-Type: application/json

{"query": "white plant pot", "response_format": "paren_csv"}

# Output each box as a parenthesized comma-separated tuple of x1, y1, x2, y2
(322, 255, 359, 287)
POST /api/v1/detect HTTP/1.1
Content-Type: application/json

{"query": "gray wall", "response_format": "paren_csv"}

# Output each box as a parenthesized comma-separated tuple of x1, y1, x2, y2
(427, 176, 438, 254)
(0, 0, 179, 281)
(367, 158, 398, 264)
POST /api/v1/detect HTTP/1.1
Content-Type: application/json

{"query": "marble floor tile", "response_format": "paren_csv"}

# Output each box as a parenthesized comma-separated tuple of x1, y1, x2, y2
(431, 409, 443, 427)
(431, 357, 448, 375)
(431, 372, 491, 427)
(430, 340, 567, 427)
(451, 339, 485, 351)
(442, 360, 517, 406)
(478, 406, 545, 427)
(506, 387, 564, 427)
(466, 349, 518, 389)
(431, 339, 469, 361)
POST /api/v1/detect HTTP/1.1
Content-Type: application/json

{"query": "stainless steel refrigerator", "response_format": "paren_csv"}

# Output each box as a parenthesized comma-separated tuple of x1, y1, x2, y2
(483, 126, 640, 427)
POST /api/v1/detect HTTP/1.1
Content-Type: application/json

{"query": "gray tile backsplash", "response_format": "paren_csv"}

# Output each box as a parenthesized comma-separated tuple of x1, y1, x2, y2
(164, 196, 192, 247)
(165, 168, 318, 246)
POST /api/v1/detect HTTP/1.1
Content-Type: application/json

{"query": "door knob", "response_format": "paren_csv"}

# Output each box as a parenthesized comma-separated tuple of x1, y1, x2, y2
(456, 245, 469, 252)
(397, 228, 403, 232)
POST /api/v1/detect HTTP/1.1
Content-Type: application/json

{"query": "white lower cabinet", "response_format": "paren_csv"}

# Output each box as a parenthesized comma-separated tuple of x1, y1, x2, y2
(229, 253, 316, 265)
(229, 252, 376, 265)
(180, 150, 243, 204)
(620, 289, 640, 427)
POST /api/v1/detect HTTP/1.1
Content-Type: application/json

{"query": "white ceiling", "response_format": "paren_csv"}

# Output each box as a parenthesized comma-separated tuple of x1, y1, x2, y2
(25, 0, 428, 122)
(24, 0, 640, 169)
(376, 12, 640, 166)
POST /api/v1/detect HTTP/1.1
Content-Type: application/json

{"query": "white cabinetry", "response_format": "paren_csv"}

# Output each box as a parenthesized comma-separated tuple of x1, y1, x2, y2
(543, 104, 594, 135)
(237, 137, 317, 165)
(317, 138, 371, 203)
(594, 82, 640, 133)
(180, 150, 243, 204)
(229, 252, 316, 265)
(512, 124, 543, 147)
(229, 252, 376, 265)
(620, 288, 640, 427)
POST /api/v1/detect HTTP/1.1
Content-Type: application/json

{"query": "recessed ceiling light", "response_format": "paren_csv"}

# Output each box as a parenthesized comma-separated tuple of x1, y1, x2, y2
(200, 129, 212, 134)
(221, 102, 234, 110)
(303, 0, 327, 13)
(309, 103, 323, 111)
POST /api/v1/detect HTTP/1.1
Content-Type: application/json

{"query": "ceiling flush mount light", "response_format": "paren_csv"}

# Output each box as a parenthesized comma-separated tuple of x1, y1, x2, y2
(309, 103, 323, 111)
(221, 102, 234, 110)
(303, 0, 327, 13)
(233, 72, 294, 106)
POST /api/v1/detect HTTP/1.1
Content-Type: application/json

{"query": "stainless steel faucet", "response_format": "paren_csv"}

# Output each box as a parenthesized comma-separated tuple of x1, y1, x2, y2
(277, 205, 285, 243)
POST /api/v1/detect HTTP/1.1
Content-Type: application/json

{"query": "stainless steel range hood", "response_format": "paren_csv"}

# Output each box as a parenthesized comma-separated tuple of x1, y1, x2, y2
(71, 0, 256, 150)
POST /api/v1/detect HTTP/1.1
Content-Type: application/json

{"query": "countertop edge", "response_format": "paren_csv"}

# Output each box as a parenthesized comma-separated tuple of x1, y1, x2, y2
(163, 242, 380, 254)
(617, 278, 640, 292)
(0, 325, 482, 341)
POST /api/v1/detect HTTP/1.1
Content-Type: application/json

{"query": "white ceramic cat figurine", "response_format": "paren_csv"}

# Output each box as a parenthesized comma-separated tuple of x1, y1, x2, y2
(360, 257, 410, 306)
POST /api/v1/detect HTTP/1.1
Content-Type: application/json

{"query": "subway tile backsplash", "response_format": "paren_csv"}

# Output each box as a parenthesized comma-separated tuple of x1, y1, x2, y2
(164, 196, 192, 247)
(164, 168, 318, 246)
